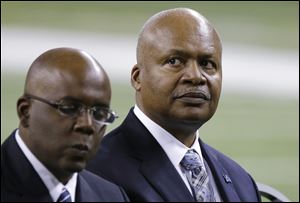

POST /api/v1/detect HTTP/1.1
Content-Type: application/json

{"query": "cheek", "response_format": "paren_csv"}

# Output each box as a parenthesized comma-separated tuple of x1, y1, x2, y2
(95, 126, 106, 145)
(208, 76, 222, 109)
(142, 79, 170, 107)
(139, 67, 183, 115)
(142, 69, 177, 98)
(89, 127, 106, 158)
(29, 106, 70, 146)
(211, 76, 222, 97)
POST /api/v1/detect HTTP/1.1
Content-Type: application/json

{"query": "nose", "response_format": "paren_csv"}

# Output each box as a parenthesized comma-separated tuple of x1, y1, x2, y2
(182, 61, 206, 85)
(74, 109, 95, 135)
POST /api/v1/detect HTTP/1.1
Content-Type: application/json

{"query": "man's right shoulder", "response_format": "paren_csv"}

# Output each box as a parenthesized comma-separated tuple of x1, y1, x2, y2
(101, 125, 128, 151)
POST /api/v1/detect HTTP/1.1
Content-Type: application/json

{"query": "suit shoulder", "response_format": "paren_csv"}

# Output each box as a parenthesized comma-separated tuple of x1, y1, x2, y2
(102, 126, 123, 144)
(100, 126, 131, 154)
(80, 169, 120, 188)
(79, 170, 129, 201)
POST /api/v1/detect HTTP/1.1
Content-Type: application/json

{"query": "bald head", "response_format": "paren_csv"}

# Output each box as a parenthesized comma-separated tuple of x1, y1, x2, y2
(136, 8, 222, 66)
(24, 47, 110, 97)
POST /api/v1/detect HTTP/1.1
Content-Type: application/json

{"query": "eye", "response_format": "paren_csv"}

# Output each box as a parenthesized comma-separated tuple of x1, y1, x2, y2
(58, 102, 81, 115)
(92, 107, 110, 121)
(168, 58, 183, 67)
(199, 59, 215, 69)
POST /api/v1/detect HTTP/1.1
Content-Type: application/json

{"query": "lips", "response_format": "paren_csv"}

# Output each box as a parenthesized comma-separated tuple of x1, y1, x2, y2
(68, 143, 90, 159)
(174, 90, 211, 104)
(71, 143, 90, 152)
(181, 92, 209, 99)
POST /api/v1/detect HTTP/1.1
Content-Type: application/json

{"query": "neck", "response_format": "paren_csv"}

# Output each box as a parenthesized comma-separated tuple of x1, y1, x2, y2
(53, 171, 72, 185)
(167, 128, 197, 147)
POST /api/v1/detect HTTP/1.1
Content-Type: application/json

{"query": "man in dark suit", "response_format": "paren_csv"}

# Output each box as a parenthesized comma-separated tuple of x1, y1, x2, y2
(87, 8, 261, 202)
(1, 48, 129, 202)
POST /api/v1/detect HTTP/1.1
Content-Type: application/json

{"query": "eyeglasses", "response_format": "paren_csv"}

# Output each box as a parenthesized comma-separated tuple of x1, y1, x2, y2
(24, 94, 118, 125)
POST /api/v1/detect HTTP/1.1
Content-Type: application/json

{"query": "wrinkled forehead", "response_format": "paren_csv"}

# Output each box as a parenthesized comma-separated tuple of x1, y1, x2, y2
(144, 27, 221, 63)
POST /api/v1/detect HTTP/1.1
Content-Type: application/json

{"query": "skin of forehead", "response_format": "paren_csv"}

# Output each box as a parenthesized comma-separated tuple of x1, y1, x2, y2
(137, 8, 222, 65)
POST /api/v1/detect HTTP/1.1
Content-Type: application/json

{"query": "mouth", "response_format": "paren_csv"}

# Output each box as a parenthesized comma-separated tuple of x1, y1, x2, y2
(69, 143, 91, 158)
(174, 90, 211, 104)
(72, 143, 89, 151)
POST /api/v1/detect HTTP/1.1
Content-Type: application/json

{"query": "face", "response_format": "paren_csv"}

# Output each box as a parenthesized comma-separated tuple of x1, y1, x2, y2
(20, 62, 111, 180)
(133, 16, 222, 135)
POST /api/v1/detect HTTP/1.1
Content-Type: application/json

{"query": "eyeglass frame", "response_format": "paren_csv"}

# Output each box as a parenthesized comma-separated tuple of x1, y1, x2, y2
(24, 93, 118, 125)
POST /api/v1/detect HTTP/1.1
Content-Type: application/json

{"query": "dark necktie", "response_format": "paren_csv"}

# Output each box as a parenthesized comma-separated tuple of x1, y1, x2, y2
(57, 188, 72, 202)
(180, 149, 215, 202)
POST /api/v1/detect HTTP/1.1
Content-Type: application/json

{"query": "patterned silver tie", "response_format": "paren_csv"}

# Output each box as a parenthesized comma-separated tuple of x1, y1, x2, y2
(180, 149, 215, 202)
(57, 188, 72, 202)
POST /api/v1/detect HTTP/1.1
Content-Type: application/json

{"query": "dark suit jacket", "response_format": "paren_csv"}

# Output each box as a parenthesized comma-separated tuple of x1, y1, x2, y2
(1, 130, 129, 202)
(87, 108, 261, 202)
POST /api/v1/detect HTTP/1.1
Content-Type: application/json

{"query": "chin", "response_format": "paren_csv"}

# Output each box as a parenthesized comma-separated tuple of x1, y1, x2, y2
(176, 113, 213, 128)
(66, 161, 86, 173)
(178, 111, 212, 121)
(181, 117, 205, 126)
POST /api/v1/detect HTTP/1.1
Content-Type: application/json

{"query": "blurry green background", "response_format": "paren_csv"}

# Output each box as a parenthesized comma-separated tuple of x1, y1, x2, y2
(1, 1, 299, 201)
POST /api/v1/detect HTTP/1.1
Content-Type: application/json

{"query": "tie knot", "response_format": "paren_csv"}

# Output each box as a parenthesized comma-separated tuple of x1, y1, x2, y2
(180, 150, 203, 171)
(57, 188, 72, 202)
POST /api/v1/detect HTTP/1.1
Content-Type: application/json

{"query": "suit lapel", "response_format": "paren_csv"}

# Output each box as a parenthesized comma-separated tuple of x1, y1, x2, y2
(2, 131, 52, 201)
(124, 110, 194, 202)
(200, 140, 241, 202)
(76, 173, 99, 202)
(139, 147, 194, 202)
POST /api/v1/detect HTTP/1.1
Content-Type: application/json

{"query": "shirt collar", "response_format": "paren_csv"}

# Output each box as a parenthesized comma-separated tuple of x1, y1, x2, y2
(133, 105, 205, 168)
(15, 129, 78, 202)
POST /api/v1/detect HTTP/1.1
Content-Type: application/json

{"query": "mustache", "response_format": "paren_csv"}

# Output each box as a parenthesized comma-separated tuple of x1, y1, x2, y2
(173, 88, 211, 100)
(71, 143, 90, 151)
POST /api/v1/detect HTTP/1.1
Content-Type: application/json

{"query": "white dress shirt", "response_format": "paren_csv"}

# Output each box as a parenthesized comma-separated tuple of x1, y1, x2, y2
(133, 105, 221, 201)
(15, 129, 78, 202)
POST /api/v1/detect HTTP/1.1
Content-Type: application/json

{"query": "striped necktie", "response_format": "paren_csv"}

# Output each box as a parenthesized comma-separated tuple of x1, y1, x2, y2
(180, 149, 215, 202)
(57, 188, 72, 202)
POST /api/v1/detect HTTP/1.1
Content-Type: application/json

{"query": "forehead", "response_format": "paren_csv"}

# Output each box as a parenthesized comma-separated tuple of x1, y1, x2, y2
(60, 71, 109, 100)
(35, 65, 110, 105)
(144, 15, 221, 58)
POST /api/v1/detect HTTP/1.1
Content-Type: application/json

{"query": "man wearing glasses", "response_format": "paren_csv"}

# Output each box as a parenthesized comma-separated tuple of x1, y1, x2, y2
(1, 47, 129, 202)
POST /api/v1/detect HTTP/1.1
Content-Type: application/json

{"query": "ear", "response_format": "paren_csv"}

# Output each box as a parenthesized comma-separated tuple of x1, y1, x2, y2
(17, 96, 31, 128)
(131, 64, 142, 91)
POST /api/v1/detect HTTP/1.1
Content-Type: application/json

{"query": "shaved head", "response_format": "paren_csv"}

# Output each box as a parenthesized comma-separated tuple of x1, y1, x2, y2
(24, 47, 110, 98)
(136, 8, 222, 67)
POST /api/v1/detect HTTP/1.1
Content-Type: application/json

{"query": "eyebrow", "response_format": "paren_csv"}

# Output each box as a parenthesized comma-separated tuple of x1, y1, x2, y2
(162, 48, 221, 68)
(166, 49, 216, 58)
(58, 96, 81, 102)
(166, 49, 191, 57)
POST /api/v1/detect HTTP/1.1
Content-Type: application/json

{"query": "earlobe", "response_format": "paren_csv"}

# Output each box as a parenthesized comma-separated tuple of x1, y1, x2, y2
(131, 64, 142, 91)
(17, 97, 31, 128)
